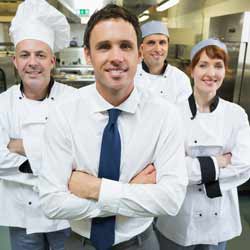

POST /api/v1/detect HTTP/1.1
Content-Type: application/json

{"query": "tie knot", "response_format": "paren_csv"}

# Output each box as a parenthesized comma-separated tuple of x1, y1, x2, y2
(108, 109, 121, 125)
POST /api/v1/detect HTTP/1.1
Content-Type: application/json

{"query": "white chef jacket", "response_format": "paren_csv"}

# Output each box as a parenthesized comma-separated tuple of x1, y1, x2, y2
(0, 81, 76, 234)
(156, 97, 250, 245)
(39, 84, 188, 245)
(134, 62, 192, 104)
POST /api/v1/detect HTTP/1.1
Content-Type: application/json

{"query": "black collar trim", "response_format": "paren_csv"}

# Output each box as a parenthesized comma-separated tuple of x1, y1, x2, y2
(142, 60, 168, 75)
(188, 93, 219, 120)
(19, 77, 55, 101)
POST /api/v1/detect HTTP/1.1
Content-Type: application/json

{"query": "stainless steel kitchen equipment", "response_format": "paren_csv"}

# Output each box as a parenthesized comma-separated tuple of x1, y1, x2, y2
(209, 12, 250, 192)
(0, 49, 17, 92)
(209, 12, 250, 110)
(55, 47, 95, 88)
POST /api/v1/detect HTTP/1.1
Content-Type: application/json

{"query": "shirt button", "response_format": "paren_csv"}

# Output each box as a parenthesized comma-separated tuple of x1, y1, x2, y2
(199, 213, 202, 217)
(164, 75, 167, 78)
(160, 91, 163, 94)
(28, 201, 32, 205)
(45, 117, 48, 120)
(198, 188, 202, 192)
(194, 140, 197, 143)
(19, 96, 22, 100)
(140, 73, 142, 76)
(51, 97, 54, 100)
(214, 212, 218, 216)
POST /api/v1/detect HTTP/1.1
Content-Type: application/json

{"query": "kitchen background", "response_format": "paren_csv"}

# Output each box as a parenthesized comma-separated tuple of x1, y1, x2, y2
(0, 1, 250, 249)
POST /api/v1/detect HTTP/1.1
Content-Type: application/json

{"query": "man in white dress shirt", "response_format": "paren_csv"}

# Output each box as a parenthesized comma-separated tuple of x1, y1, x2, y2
(39, 4, 188, 250)
(135, 20, 192, 104)
(0, 0, 75, 249)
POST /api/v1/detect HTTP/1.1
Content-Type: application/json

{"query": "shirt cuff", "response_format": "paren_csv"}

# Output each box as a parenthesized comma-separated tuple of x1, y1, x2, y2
(98, 178, 123, 213)
(211, 156, 219, 180)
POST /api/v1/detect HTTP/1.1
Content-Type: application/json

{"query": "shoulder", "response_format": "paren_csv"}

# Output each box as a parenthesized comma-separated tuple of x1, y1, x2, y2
(0, 85, 20, 111)
(167, 64, 190, 80)
(138, 87, 180, 117)
(220, 98, 248, 118)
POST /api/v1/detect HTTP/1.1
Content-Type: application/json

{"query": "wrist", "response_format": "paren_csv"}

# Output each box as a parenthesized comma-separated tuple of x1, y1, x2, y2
(89, 177, 101, 200)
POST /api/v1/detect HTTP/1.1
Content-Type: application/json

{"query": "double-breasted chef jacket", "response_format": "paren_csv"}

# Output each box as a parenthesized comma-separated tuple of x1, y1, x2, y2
(156, 94, 250, 246)
(0, 81, 76, 234)
(134, 61, 192, 104)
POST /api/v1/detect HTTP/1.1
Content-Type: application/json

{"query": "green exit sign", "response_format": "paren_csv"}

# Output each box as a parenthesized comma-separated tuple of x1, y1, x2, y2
(78, 9, 90, 16)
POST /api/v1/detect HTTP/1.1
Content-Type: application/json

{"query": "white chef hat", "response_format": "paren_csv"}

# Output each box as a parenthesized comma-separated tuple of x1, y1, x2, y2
(190, 38, 228, 61)
(141, 20, 169, 39)
(9, 0, 70, 52)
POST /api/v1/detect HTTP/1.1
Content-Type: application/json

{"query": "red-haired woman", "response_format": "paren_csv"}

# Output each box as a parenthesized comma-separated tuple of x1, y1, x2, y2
(155, 38, 250, 250)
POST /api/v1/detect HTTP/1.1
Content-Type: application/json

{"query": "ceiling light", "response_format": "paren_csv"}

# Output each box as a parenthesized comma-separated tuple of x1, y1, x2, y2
(139, 15, 149, 22)
(156, 0, 179, 12)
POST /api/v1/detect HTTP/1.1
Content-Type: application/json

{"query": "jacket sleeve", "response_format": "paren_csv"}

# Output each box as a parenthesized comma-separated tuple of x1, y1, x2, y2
(98, 106, 188, 217)
(175, 71, 192, 103)
(0, 111, 27, 178)
(39, 105, 111, 220)
(218, 108, 250, 192)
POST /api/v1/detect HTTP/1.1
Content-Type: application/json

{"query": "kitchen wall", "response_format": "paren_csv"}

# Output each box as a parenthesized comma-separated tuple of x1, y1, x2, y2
(167, 0, 250, 43)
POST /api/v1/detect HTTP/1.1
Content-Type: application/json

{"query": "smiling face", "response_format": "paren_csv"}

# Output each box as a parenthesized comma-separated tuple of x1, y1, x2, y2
(140, 34, 168, 70)
(84, 18, 141, 105)
(192, 50, 226, 97)
(13, 39, 55, 91)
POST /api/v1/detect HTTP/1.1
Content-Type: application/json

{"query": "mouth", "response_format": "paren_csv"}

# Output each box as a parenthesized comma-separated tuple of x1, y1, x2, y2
(105, 68, 128, 78)
(26, 71, 42, 77)
(202, 79, 218, 87)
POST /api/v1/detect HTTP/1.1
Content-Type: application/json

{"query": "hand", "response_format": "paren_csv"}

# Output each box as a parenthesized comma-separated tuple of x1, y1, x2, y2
(7, 138, 26, 156)
(68, 171, 101, 200)
(216, 153, 232, 168)
(130, 164, 156, 184)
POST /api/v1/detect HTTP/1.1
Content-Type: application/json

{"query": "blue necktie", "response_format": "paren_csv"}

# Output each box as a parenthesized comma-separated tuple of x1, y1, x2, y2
(90, 109, 121, 250)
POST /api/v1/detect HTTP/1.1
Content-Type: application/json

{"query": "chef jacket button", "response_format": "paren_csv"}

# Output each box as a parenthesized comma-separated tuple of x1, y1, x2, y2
(214, 212, 218, 216)
(45, 117, 48, 120)
(164, 75, 167, 78)
(160, 91, 163, 94)
(51, 97, 54, 100)
(140, 73, 142, 76)
(28, 201, 32, 205)
(199, 213, 202, 217)
(194, 140, 197, 143)
(19, 96, 22, 100)
(198, 188, 202, 192)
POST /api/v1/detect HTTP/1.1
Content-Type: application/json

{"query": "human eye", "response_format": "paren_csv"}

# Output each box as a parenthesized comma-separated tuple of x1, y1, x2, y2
(120, 41, 132, 50)
(215, 63, 224, 69)
(160, 40, 167, 45)
(96, 42, 110, 50)
(198, 63, 207, 68)
(19, 53, 28, 58)
(37, 53, 46, 59)
(146, 40, 155, 46)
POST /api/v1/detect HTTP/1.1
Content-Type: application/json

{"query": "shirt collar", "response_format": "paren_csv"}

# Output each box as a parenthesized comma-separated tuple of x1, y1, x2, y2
(91, 83, 140, 114)
(142, 60, 168, 75)
(188, 93, 219, 120)
(19, 77, 54, 101)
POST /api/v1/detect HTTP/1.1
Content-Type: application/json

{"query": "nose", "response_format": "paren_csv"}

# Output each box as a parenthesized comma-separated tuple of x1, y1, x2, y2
(110, 47, 124, 64)
(28, 54, 38, 66)
(154, 42, 161, 51)
(206, 65, 216, 77)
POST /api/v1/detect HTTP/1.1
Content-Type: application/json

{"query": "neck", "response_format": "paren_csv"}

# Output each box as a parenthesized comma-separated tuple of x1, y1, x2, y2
(193, 89, 216, 113)
(145, 61, 164, 75)
(96, 83, 134, 107)
(22, 81, 49, 101)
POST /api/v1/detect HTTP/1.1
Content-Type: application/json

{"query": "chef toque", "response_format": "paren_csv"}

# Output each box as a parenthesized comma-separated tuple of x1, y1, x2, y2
(9, 0, 70, 52)
(190, 38, 228, 61)
(141, 20, 169, 39)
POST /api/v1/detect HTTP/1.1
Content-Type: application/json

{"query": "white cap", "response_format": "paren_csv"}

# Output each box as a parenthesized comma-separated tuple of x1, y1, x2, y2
(190, 38, 228, 61)
(9, 0, 70, 52)
(141, 20, 169, 39)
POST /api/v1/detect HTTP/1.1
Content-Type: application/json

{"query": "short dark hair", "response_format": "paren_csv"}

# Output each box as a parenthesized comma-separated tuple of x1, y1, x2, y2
(84, 4, 141, 49)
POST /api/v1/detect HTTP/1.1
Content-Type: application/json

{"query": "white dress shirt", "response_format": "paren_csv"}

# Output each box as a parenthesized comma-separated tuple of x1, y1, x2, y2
(0, 82, 75, 234)
(135, 63, 192, 104)
(39, 84, 188, 245)
(156, 97, 250, 245)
